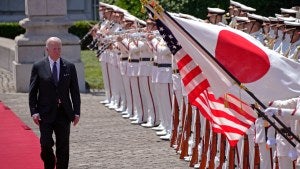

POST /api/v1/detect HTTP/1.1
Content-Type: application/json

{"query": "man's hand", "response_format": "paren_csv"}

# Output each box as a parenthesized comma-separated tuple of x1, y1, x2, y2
(32, 113, 41, 126)
(73, 115, 80, 126)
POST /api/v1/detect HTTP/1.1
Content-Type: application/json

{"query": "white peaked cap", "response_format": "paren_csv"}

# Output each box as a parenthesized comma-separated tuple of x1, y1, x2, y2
(230, 0, 242, 7)
(234, 16, 250, 22)
(207, 7, 225, 14)
(284, 20, 300, 27)
(240, 5, 256, 12)
(247, 13, 265, 21)
(280, 8, 298, 14)
(269, 17, 278, 22)
(277, 16, 296, 22)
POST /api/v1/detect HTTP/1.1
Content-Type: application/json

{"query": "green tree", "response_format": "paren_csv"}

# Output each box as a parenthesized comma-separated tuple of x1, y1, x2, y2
(101, 0, 299, 19)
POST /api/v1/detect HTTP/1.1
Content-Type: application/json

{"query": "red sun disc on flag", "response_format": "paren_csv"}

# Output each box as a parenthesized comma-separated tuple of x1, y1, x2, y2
(215, 30, 270, 83)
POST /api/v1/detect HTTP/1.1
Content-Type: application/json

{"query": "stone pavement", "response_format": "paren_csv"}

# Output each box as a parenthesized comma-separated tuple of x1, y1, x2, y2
(0, 68, 190, 169)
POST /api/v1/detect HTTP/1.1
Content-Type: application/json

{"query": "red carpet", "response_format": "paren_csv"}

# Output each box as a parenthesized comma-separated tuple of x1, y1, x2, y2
(0, 101, 43, 169)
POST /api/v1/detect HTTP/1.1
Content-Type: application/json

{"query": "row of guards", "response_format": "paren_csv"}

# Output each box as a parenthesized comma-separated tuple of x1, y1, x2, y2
(80, 0, 300, 168)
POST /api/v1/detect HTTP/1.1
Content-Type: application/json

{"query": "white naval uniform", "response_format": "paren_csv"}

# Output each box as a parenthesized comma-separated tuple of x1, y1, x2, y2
(273, 30, 284, 53)
(153, 39, 173, 135)
(278, 34, 291, 57)
(127, 39, 144, 122)
(250, 29, 265, 45)
(138, 39, 157, 125)
(117, 38, 132, 116)
(254, 117, 272, 169)
(98, 20, 112, 104)
(287, 40, 300, 62)
(106, 23, 124, 109)
(270, 98, 300, 169)
(150, 37, 161, 128)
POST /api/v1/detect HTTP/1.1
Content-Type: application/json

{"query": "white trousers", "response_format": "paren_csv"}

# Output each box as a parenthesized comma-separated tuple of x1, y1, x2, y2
(156, 83, 173, 133)
(100, 62, 111, 102)
(122, 74, 132, 115)
(130, 76, 143, 121)
(139, 76, 156, 123)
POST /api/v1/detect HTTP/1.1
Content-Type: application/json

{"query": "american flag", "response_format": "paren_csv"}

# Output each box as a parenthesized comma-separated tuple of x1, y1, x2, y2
(153, 14, 257, 146)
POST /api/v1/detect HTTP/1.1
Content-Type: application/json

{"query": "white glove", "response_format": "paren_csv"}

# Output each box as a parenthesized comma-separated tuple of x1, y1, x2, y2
(266, 138, 276, 147)
(279, 108, 294, 116)
(264, 107, 278, 116)
(288, 149, 298, 161)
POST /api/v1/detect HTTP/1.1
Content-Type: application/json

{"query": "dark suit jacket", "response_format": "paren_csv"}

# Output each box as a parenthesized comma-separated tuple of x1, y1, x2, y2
(29, 57, 81, 123)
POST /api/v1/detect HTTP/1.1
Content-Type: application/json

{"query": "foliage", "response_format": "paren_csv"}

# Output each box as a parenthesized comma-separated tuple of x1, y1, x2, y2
(0, 21, 97, 50)
(81, 50, 103, 89)
(100, 0, 298, 20)
(0, 22, 25, 39)
(68, 20, 98, 50)
(233, 0, 298, 17)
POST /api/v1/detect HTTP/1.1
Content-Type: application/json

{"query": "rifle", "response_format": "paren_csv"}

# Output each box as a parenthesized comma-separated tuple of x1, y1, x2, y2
(170, 93, 180, 148)
(208, 132, 218, 169)
(216, 134, 226, 169)
(179, 102, 193, 159)
(228, 146, 236, 169)
(189, 109, 201, 167)
(242, 135, 250, 169)
(253, 143, 260, 169)
(199, 119, 211, 169)
(175, 97, 186, 153)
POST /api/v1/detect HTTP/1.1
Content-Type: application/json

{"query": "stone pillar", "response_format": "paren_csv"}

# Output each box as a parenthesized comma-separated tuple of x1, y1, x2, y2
(14, 0, 86, 92)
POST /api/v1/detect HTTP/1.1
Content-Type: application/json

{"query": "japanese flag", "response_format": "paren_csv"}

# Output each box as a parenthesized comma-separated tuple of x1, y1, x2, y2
(163, 12, 300, 103)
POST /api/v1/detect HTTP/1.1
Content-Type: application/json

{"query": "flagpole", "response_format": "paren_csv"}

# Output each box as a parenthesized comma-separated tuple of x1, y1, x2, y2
(163, 10, 300, 147)
(142, 3, 299, 147)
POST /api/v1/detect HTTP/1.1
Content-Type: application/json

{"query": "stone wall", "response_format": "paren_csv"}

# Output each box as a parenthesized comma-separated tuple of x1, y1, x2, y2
(0, 38, 15, 72)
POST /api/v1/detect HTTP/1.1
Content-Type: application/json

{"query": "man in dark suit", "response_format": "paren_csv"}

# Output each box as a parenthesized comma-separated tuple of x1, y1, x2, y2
(29, 37, 81, 169)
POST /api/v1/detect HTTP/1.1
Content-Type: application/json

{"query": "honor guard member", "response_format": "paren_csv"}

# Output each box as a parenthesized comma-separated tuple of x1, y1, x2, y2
(98, 7, 114, 105)
(126, 28, 145, 124)
(246, 13, 267, 44)
(228, 0, 243, 27)
(239, 5, 256, 17)
(281, 8, 298, 18)
(105, 10, 125, 110)
(140, 19, 160, 128)
(254, 109, 273, 168)
(206, 7, 226, 25)
(148, 36, 173, 138)
(136, 32, 155, 126)
(156, 39, 173, 140)
(273, 16, 295, 53)
(265, 17, 280, 49)
(284, 20, 300, 61)
(264, 97, 300, 169)
(148, 35, 163, 132)
(233, 16, 250, 31)
(116, 17, 135, 119)
(276, 16, 296, 56)
(230, 0, 242, 17)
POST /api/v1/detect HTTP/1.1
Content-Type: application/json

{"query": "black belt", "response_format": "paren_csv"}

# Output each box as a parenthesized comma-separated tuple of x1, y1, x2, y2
(140, 58, 152, 61)
(129, 59, 139, 63)
(120, 57, 128, 61)
(173, 69, 179, 74)
(153, 62, 158, 66)
(157, 63, 172, 67)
